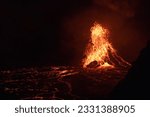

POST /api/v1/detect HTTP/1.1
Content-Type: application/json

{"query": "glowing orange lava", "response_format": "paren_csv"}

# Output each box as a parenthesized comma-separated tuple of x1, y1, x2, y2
(82, 22, 130, 69)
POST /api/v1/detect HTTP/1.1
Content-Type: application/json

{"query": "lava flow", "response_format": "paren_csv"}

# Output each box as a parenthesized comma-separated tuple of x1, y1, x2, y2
(83, 22, 131, 69)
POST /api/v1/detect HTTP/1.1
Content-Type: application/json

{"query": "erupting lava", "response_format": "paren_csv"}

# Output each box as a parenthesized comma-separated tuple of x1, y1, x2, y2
(83, 22, 130, 69)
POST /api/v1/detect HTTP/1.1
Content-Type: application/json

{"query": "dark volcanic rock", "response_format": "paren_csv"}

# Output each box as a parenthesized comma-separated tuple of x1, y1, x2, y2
(87, 61, 100, 68)
(0, 66, 128, 100)
(111, 42, 150, 99)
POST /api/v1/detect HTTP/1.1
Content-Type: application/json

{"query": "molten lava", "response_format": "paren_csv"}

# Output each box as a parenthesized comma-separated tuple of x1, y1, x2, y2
(83, 22, 130, 69)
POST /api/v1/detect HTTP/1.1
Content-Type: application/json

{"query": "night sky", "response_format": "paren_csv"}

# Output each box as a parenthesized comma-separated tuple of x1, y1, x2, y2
(0, 0, 150, 69)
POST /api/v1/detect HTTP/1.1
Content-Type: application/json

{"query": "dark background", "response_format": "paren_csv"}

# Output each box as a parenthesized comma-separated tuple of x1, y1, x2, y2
(0, 0, 150, 69)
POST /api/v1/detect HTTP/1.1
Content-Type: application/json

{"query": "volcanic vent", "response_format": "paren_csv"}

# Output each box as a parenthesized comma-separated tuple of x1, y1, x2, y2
(82, 22, 131, 69)
(1, 22, 132, 100)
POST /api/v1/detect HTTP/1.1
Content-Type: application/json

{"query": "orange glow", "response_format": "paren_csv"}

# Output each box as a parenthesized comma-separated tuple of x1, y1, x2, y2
(100, 62, 115, 69)
(82, 22, 130, 69)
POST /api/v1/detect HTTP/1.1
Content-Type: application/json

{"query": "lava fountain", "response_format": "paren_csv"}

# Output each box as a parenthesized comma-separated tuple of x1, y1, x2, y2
(82, 22, 131, 69)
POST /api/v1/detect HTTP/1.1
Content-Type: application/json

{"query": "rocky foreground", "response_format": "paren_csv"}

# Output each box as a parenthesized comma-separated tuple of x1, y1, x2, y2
(0, 66, 129, 100)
